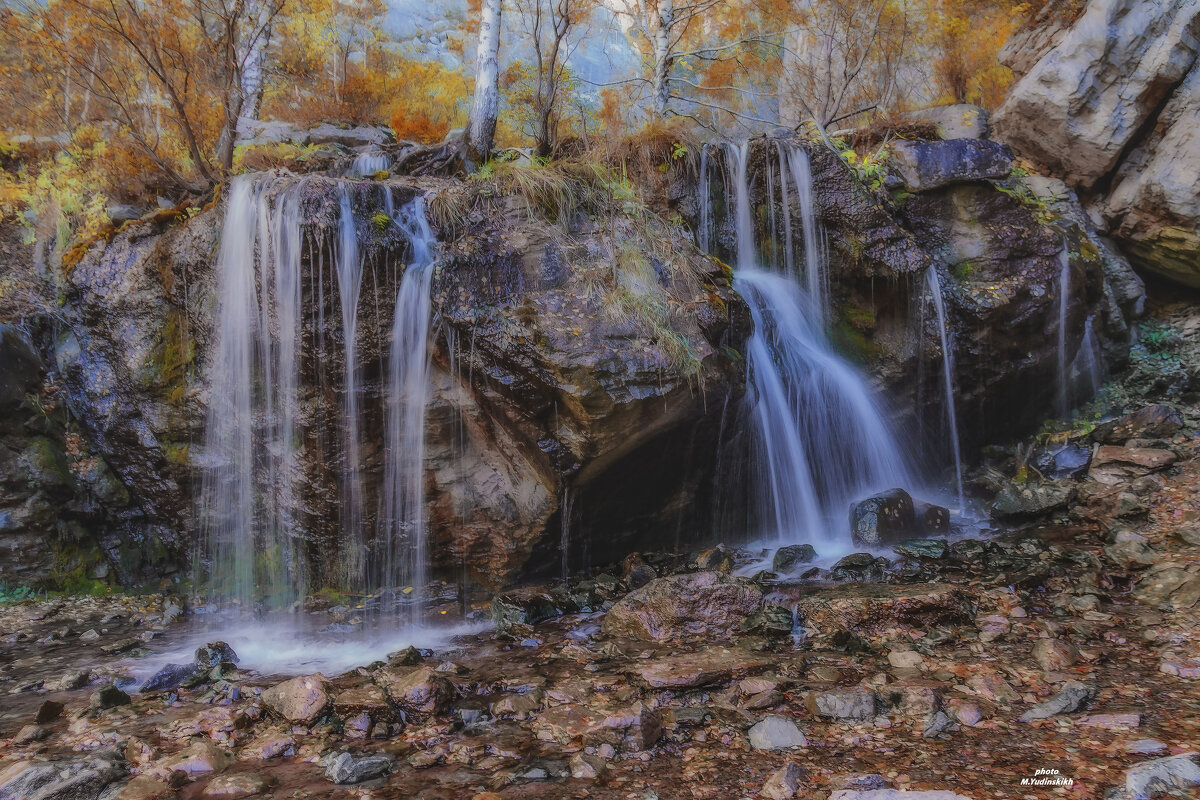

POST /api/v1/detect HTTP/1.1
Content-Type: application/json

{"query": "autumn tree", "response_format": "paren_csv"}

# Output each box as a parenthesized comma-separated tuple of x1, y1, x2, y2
(509, 0, 593, 156)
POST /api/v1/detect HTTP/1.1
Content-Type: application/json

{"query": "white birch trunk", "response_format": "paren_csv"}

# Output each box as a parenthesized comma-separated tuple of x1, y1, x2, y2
(236, 0, 274, 141)
(650, 0, 673, 118)
(467, 0, 504, 162)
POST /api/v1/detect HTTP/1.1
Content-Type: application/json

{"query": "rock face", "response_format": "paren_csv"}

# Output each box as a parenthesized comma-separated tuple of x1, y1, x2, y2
(0, 323, 157, 588)
(601, 572, 764, 641)
(889, 139, 1014, 192)
(46, 173, 745, 591)
(993, 0, 1200, 287)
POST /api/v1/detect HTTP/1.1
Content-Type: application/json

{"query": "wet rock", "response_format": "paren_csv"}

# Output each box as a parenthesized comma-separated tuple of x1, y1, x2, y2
(966, 673, 1019, 705)
(1113, 752, 1200, 800)
(1090, 447, 1177, 485)
(739, 605, 795, 637)
(849, 489, 918, 547)
(748, 716, 806, 750)
(601, 571, 762, 641)
(156, 740, 230, 778)
(626, 564, 657, 590)
(238, 730, 295, 761)
(201, 773, 272, 799)
(113, 775, 171, 800)
(324, 751, 394, 785)
(195, 643, 239, 669)
(491, 589, 566, 630)
(1032, 639, 1080, 671)
(806, 688, 880, 721)
(889, 139, 1014, 192)
(1105, 531, 1160, 569)
(141, 663, 202, 693)
(693, 544, 736, 572)
(892, 539, 947, 560)
(0, 754, 127, 800)
(785, 583, 970, 636)
(387, 646, 425, 666)
(1093, 404, 1184, 445)
(379, 667, 457, 715)
(761, 762, 807, 799)
(261, 674, 330, 726)
(830, 553, 884, 582)
(1019, 681, 1095, 722)
(35, 699, 64, 724)
(1078, 713, 1141, 729)
(91, 684, 131, 710)
(1036, 443, 1093, 479)
(332, 682, 392, 720)
(914, 502, 950, 534)
(773, 545, 817, 572)
(991, 481, 1074, 520)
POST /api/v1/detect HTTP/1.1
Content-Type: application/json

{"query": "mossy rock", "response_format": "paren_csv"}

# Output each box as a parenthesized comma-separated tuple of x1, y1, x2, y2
(20, 437, 73, 490)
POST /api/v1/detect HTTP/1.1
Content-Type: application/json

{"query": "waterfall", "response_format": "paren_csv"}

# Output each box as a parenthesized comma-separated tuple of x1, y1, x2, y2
(1056, 245, 1071, 417)
(785, 145, 826, 318)
(925, 268, 964, 507)
(348, 149, 391, 178)
(727, 141, 911, 550)
(198, 175, 306, 610)
(1069, 314, 1105, 407)
(335, 185, 366, 588)
(377, 196, 438, 618)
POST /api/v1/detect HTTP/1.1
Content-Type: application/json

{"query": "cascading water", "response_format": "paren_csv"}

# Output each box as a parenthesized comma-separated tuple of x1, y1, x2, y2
(925, 268, 965, 507)
(198, 175, 306, 610)
(785, 145, 826, 318)
(377, 195, 438, 619)
(727, 141, 911, 551)
(1056, 245, 1071, 418)
(1068, 314, 1105, 408)
(335, 185, 366, 589)
(348, 149, 391, 178)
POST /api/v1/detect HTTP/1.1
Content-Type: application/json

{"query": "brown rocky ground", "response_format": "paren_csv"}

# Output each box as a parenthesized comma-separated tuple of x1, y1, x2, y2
(1, 306, 1198, 800)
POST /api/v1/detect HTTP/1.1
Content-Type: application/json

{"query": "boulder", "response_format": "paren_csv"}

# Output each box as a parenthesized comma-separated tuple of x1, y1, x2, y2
(994, 0, 1200, 288)
(261, 674, 331, 726)
(806, 688, 881, 721)
(773, 544, 817, 572)
(195, 642, 239, 668)
(1090, 446, 1178, 485)
(780, 583, 970, 636)
(892, 539, 948, 560)
(90, 684, 131, 710)
(0, 755, 127, 800)
(601, 572, 763, 641)
(830, 553, 884, 582)
(491, 588, 570, 630)
(1105, 531, 1161, 569)
(378, 667, 456, 715)
(747, 716, 807, 750)
(889, 139, 1014, 192)
(849, 489, 918, 547)
(324, 752, 394, 785)
(140, 662, 202, 693)
(991, 481, 1074, 520)
(1115, 752, 1200, 800)
(1093, 405, 1185, 444)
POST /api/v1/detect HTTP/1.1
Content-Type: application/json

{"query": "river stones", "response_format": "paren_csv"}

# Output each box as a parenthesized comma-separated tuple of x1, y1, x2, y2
(748, 716, 807, 750)
(849, 489, 918, 547)
(261, 674, 331, 725)
(601, 572, 763, 641)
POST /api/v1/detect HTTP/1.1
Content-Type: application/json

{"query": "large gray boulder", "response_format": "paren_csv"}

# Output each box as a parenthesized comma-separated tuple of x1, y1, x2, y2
(993, 0, 1200, 287)
(889, 139, 1014, 192)
(601, 571, 763, 641)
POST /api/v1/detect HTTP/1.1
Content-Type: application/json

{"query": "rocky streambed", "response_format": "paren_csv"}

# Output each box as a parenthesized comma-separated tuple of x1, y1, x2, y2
(3, 366, 1200, 799)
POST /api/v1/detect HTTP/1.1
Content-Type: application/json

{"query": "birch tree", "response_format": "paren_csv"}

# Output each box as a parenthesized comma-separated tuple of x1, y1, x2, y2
(467, 0, 503, 163)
